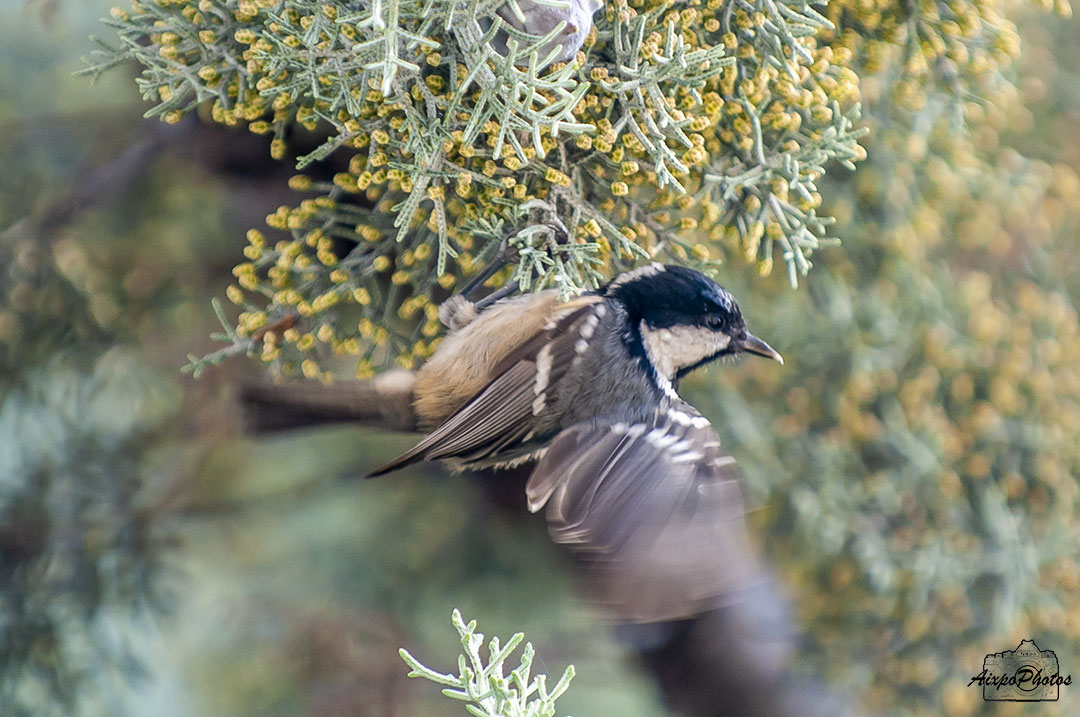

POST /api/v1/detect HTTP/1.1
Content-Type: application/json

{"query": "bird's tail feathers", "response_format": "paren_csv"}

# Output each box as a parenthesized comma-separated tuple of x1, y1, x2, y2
(240, 369, 417, 434)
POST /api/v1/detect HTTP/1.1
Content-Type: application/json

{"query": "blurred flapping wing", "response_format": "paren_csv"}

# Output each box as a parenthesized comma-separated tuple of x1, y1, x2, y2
(526, 403, 762, 622)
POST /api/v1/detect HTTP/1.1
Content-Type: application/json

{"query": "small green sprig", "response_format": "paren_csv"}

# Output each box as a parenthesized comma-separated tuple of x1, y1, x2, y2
(399, 609, 576, 717)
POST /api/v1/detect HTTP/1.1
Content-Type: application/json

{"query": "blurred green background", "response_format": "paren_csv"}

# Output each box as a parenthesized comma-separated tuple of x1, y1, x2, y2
(2, 0, 1079, 716)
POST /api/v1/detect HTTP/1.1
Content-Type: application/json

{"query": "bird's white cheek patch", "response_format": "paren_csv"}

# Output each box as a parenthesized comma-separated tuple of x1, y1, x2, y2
(640, 323, 731, 379)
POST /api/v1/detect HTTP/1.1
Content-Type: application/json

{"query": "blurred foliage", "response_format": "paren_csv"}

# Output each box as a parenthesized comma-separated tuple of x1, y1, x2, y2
(0, 115, 206, 717)
(0, 8, 187, 710)
(689, 7, 1080, 715)
(0, 349, 175, 716)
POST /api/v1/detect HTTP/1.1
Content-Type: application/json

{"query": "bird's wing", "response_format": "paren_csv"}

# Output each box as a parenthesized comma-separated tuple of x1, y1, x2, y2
(525, 403, 762, 622)
(368, 301, 606, 476)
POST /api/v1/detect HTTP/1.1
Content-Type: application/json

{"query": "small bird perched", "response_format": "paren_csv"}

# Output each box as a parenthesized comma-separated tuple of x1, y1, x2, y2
(365, 262, 783, 620)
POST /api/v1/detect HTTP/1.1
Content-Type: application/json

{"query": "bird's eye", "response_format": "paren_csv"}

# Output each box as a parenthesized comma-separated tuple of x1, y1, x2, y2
(706, 315, 725, 331)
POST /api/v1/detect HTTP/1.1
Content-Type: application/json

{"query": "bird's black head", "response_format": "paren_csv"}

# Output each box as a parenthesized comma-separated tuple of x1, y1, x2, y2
(605, 264, 742, 332)
(604, 263, 782, 381)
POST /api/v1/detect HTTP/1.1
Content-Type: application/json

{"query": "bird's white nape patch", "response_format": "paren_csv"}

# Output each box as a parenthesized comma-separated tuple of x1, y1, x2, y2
(609, 262, 665, 288)
(639, 322, 731, 381)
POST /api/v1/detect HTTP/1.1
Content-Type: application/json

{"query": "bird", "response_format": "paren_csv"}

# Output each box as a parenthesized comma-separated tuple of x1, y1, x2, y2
(242, 262, 781, 620)
(362, 262, 783, 621)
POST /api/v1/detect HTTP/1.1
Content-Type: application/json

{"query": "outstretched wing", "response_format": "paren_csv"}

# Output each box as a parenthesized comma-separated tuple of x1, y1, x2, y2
(368, 301, 606, 477)
(525, 403, 762, 622)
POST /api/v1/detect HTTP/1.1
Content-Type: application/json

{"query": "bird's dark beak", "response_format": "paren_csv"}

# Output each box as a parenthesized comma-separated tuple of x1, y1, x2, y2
(738, 332, 783, 364)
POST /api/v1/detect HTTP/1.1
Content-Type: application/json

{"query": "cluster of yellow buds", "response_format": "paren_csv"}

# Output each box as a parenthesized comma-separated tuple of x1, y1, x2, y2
(94, 0, 876, 375)
(97, 0, 1042, 379)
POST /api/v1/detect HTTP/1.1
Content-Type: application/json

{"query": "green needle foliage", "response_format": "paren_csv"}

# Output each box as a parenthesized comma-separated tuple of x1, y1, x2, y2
(79, 0, 1038, 381)
(399, 609, 575, 717)
(82, 0, 872, 379)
